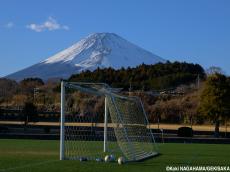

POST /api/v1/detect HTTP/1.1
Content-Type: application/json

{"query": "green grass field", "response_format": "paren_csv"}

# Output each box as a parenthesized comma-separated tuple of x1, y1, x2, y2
(0, 139, 229, 172)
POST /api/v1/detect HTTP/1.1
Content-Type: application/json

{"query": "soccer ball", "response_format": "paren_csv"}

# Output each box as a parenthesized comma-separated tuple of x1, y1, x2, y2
(117, 157, 125, 165)
(104, 155, 115, 162)
(104, 155, 110, 162)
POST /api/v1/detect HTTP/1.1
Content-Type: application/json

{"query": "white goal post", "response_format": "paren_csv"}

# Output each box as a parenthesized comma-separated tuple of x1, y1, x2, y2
(60, 81, 158, 162)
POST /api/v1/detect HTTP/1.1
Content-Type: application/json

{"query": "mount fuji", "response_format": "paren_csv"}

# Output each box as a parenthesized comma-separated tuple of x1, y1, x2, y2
(6, 33, 166, 81)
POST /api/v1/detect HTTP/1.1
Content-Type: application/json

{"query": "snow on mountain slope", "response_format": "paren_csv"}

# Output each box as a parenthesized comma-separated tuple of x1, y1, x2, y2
(6, 33, 166, 81)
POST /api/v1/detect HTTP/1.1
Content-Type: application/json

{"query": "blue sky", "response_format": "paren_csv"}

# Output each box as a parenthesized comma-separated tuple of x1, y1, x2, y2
(0, 0, 230, 77)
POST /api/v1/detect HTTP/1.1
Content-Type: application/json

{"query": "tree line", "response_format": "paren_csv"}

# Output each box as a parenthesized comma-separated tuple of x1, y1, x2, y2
(69, 61, 205, 90)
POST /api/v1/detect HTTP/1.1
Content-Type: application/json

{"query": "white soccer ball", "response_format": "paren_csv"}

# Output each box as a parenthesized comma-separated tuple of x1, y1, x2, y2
(118, 157, 125, 165)
(104, 155, 110, 162)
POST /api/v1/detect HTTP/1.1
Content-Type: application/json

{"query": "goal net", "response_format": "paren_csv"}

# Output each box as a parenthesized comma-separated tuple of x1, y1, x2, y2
(60, 82, 158, 162)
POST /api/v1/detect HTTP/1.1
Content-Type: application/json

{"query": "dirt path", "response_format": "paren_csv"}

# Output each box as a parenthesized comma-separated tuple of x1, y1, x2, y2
(0, 121, 228, 132)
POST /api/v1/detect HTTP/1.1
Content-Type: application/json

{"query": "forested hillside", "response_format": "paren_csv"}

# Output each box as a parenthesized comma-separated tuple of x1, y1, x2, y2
(69, 61, 205, 90)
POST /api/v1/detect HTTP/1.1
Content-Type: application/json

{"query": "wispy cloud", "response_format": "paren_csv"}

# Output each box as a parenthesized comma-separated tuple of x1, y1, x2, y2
(4, 22, 14, 28)
(26, 17, 69, 32)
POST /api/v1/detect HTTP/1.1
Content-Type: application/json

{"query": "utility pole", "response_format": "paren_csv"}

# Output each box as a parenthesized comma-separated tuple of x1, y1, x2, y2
(129, 81, 132, 96)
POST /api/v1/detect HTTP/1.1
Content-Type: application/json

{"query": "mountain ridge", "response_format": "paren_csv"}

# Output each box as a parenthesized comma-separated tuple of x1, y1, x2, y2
(6, 32, 166, 81)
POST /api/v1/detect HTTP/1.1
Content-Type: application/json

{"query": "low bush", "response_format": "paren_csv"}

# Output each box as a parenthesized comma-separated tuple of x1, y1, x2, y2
(177, 127, 193, 137)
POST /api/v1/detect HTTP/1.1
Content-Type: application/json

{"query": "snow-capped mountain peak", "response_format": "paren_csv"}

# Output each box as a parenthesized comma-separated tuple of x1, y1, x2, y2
(6, 33, 166, 81)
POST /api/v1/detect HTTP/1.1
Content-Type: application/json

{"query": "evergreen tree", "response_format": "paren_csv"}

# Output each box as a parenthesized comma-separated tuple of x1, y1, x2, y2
(22, 101, 38, 127)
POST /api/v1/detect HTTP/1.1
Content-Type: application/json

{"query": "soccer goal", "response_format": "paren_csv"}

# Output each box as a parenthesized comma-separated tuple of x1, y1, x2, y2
(60, 81, 158, 162)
